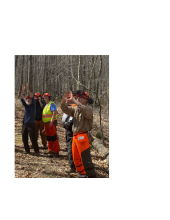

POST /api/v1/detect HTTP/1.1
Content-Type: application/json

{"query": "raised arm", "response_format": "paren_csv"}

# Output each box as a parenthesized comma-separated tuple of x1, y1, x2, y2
(20, 84, 25, 99)
(61, 91, 75, 117)
(38, 96, 43, 108)
(26, 84, 33, 98)
(67, 91, 93, 119)
(74, 102, 93, 119)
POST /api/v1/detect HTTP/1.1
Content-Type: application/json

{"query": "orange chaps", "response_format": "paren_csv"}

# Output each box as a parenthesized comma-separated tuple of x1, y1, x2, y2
(72, 132, 96, 177)
(44, 122, 60, 153)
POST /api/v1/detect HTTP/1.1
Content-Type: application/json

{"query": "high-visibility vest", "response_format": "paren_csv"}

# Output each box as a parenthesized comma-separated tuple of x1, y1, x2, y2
(42, 101, 58, 123)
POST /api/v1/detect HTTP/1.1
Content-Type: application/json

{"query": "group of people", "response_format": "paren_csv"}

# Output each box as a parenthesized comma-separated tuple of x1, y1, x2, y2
(20, 84, 96, 178)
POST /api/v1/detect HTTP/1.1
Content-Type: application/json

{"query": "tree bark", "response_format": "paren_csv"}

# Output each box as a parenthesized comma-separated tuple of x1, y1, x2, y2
(92, 137, 109, 164)
(88, 55, 98, 91)
(28, 55, 33, 92)
(18, 55, 24, 98)
(15, 55, 18, 76)
(77, 55, 81, 90)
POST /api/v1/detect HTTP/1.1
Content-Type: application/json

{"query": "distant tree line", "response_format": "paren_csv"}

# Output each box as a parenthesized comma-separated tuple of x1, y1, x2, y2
(15, 55, 109, 109)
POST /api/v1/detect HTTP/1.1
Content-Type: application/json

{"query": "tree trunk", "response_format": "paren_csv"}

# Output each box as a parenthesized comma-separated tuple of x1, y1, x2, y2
(18, 55, 24, 98)
(96, 55, 102, 102)
(28, 55, 33, 92)
(77, 55, 81, 90)
(15, 55, 18, 76)
(92, 137, 109, 164)
(88, 55, 98, 91)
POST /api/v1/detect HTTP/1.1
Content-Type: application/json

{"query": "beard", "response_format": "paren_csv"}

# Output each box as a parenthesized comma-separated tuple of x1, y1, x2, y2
(26, 101, 31, 106)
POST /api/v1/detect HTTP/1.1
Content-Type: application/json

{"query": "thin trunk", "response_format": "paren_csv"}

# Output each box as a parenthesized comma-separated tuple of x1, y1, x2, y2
(77, 55, 81, 90)
(88, 55, 98, 91)
(98, 97, 106, 147)
(28, 55, 33, 92)
(15, 55, 18, 76)
(18, 56, 24, 98)
(96, 55, 102, 102)
(70, 55, 74, 91)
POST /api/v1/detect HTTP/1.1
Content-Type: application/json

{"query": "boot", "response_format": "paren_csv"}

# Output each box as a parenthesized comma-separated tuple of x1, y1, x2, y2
(43, 144, 48, 149)
(48, 151, 53, 157)
(77, 173, 88, 178)
(53, 152, 59, 157)
(65, 166, 76, 173)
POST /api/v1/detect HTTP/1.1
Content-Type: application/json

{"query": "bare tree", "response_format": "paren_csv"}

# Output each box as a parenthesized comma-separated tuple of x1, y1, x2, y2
(28, 55, 33, 92)
(18, 55, 24, 98)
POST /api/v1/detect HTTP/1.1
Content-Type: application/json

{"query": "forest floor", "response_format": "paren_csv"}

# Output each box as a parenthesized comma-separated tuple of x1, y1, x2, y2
(15, 99, 109, 178)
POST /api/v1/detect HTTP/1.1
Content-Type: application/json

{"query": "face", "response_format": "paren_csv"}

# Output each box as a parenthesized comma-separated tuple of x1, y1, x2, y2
(26, 98, 32, 105)
(44, 95, 50, 103)
(77, 96, 87, 105)
(34, 96, 38, 101)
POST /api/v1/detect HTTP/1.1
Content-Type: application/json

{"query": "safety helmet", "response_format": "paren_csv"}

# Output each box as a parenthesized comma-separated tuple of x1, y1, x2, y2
(26, 96, 31, 100)
(34, 92, 41, 97)
(43, 93, 51, 98)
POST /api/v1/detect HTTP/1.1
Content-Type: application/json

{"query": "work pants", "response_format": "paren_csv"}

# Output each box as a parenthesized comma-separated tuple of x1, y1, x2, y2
(44, 122, 60, 153)
(35, 120, 47, 145)
(72, 132, 96, 177)
(22, 123, 39, 153)
(66, 131, 74, 168)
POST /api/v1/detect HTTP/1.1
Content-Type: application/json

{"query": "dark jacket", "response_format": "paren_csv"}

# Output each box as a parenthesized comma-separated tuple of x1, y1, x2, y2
(35, 97, 46, 121)
(21, 97, 36, 124)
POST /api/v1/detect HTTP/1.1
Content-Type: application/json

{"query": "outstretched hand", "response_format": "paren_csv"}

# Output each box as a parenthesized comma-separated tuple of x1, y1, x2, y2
(68, 91, 73, 101)
(26, 84, 29, 91)
(62, 91, 69, 99)
(61, 91, 75, 104)
(62, 91, 70, 102)
(22, 84, 25, 91)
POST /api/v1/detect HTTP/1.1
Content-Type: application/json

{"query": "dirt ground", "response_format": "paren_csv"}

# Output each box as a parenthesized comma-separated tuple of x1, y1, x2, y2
(15, 99, 109, 178)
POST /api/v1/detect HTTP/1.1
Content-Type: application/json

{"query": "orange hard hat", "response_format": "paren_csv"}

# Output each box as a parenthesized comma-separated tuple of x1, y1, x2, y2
(43, 93, 51, 97)
(34, 92, 41, 97)
(26, 96, 31, 100)
(81, 91, 90, 99)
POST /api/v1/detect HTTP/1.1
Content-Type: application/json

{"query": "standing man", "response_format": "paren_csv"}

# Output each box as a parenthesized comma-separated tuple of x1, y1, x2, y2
(61, 90, 96, 178)
(20, 84, 39, 155)
(42, 93, 60, 156)
(62, 95, 77, 173)
(34, 93, 47, 149)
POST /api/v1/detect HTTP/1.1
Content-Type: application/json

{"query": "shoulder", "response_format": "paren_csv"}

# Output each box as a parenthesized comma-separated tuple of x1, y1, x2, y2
(50, 102, 57, 110)
(50, 102, 56, 107)
(86, 106, 93, 113)
(21, 98, 26, 105)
